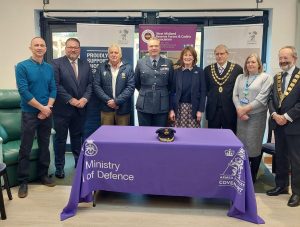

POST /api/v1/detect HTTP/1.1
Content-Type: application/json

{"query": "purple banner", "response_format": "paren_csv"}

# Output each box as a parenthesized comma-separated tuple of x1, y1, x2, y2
(139, 24, 197, 51)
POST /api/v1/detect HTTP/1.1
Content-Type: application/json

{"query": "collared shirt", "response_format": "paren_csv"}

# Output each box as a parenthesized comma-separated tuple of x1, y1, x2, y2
(68, 58, 78, 76)
(217, 62, 228, 74)
(271, 65, 296, 122)
(109, 61, 123, 98)
(150, 56, 160, 67)
(282, 65, 295, 92)
(282, 65, 296, 122)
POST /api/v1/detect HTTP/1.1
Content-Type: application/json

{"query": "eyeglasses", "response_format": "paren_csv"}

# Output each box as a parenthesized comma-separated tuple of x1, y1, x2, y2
(215, 52, 227, 56)
(66, 46, 80, 50)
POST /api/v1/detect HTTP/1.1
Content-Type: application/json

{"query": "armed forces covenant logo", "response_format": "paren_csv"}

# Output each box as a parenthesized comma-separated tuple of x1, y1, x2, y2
(141, 29, 155, 43)
(219, 148, 246, 193)
(84, 140, 98, 157)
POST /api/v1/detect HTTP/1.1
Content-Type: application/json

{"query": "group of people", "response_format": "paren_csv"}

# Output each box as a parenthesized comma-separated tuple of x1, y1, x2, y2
(15, 36, 300, 207)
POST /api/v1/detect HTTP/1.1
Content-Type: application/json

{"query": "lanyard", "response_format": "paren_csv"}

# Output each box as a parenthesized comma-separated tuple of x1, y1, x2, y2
(243, 75, 257, 97)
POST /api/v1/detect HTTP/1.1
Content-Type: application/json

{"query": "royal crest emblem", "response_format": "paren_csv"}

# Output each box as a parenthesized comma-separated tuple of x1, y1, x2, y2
(84, 140, 98, 157)
(225, 149, 235, 157)
(219, 148, 246, 193)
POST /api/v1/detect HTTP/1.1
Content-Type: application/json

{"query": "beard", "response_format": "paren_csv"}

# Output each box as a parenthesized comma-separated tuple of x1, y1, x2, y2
(279, 61, 293, 71)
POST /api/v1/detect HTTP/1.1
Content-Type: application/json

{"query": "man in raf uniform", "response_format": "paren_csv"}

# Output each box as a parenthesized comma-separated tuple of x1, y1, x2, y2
(204, 44, 243, 133)
(135, 37, 174, 126)
(267, 46, 300, 207)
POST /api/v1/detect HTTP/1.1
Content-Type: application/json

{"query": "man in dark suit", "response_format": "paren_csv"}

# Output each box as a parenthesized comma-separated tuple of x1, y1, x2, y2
(204, 44, 243, 133)
(135, 37, 174, 126)
(52, 38, 93, 178)
(94, 44, 135, 125)
(267, 46, 300, 207)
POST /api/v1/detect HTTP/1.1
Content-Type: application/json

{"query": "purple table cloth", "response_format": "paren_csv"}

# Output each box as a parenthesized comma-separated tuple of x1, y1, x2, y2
(61, 126, 264, 224)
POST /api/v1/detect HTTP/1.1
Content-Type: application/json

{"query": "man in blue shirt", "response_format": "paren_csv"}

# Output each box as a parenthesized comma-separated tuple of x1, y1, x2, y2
(15, 37, 57, 198)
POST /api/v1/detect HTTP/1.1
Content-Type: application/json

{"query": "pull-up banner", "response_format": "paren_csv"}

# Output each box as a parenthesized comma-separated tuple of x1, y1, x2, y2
(77, 23, 135, 74)
(139, 24, 197, 63)
(203, 24, 263, 68)
(77, 23, 135, 138)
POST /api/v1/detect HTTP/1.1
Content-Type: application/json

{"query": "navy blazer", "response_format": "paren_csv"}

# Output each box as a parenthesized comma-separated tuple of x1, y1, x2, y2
(170, 66, 206, 119)
(94, 60, 135, 115)
(269, 67, 300, 135)
(51, 56, 93, 117)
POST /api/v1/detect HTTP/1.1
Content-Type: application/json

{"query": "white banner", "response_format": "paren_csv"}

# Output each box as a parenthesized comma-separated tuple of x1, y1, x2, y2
(77, 23, 135, 137)
(77, 23, 135, 74)
(77, 23, 134, 47)
(203, 24, 264, 68)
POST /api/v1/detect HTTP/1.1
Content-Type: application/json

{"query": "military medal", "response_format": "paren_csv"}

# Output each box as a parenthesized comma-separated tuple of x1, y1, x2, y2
(211, 63, 235, 93)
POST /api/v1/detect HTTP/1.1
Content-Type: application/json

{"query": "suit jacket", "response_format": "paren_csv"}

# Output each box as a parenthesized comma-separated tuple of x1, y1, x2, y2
(51, 56, 93, 117)
(135, 56, 174, 114)
(268, 66, 300, 135)
(93, 60, 135, 115)
(204, 62, 243, 123)
(170, 66, 206, 119)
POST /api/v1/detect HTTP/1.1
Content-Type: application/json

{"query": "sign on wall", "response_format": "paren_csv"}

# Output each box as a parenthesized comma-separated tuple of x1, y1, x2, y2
(139, 24, 197, 63)
(203, 24, 264, 68)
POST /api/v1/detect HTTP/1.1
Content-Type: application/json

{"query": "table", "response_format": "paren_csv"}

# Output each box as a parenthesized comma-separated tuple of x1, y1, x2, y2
(61, 126, 264, 224)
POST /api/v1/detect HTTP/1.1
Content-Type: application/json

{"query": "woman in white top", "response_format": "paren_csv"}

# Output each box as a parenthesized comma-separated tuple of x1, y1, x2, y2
(233, 53, 273, 183)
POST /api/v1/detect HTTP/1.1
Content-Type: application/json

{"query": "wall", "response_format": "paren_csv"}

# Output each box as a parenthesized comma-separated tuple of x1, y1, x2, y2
(0, 0, 298, 88)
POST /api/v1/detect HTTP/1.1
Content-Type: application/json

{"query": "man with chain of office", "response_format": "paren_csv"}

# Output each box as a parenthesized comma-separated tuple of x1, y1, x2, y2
(267, 46, 300, 207)
(204, 44, 243, 134)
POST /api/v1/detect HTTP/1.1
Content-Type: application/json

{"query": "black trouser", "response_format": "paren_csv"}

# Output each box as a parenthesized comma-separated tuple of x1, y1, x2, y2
(18, 112, 52, 184)
(207, 107, 237, 134)
(137, 112, 168, 127)
(53, 110, 84, 171)
(275, 127, 300, 195)
(249, 155, 262, 183)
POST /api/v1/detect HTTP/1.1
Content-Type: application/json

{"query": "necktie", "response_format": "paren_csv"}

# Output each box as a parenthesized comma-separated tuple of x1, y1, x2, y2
(281, 72, 288, 92)
(218, 66, 224, 75)
(153, 59, 157, 68)
(71, 61, 78, 79)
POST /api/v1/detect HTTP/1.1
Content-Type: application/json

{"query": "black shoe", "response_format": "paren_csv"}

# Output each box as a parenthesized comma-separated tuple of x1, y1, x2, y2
(55, 170, 65, 179)
(266, 187, 289, 196)
(18, 183, 28, 198)
(287, 194, 300, 207)
(40, 175, 56, 187)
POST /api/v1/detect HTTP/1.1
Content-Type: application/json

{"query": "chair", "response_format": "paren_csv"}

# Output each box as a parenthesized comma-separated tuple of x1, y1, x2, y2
(261, 119, 276, 173)
(0, 163, 12, 220)
(0, 89, 52, 187)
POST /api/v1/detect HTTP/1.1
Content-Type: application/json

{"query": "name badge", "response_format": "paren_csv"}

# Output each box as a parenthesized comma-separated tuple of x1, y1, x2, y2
(121, 73, 126, 79)
(240, 97, 249, 105)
